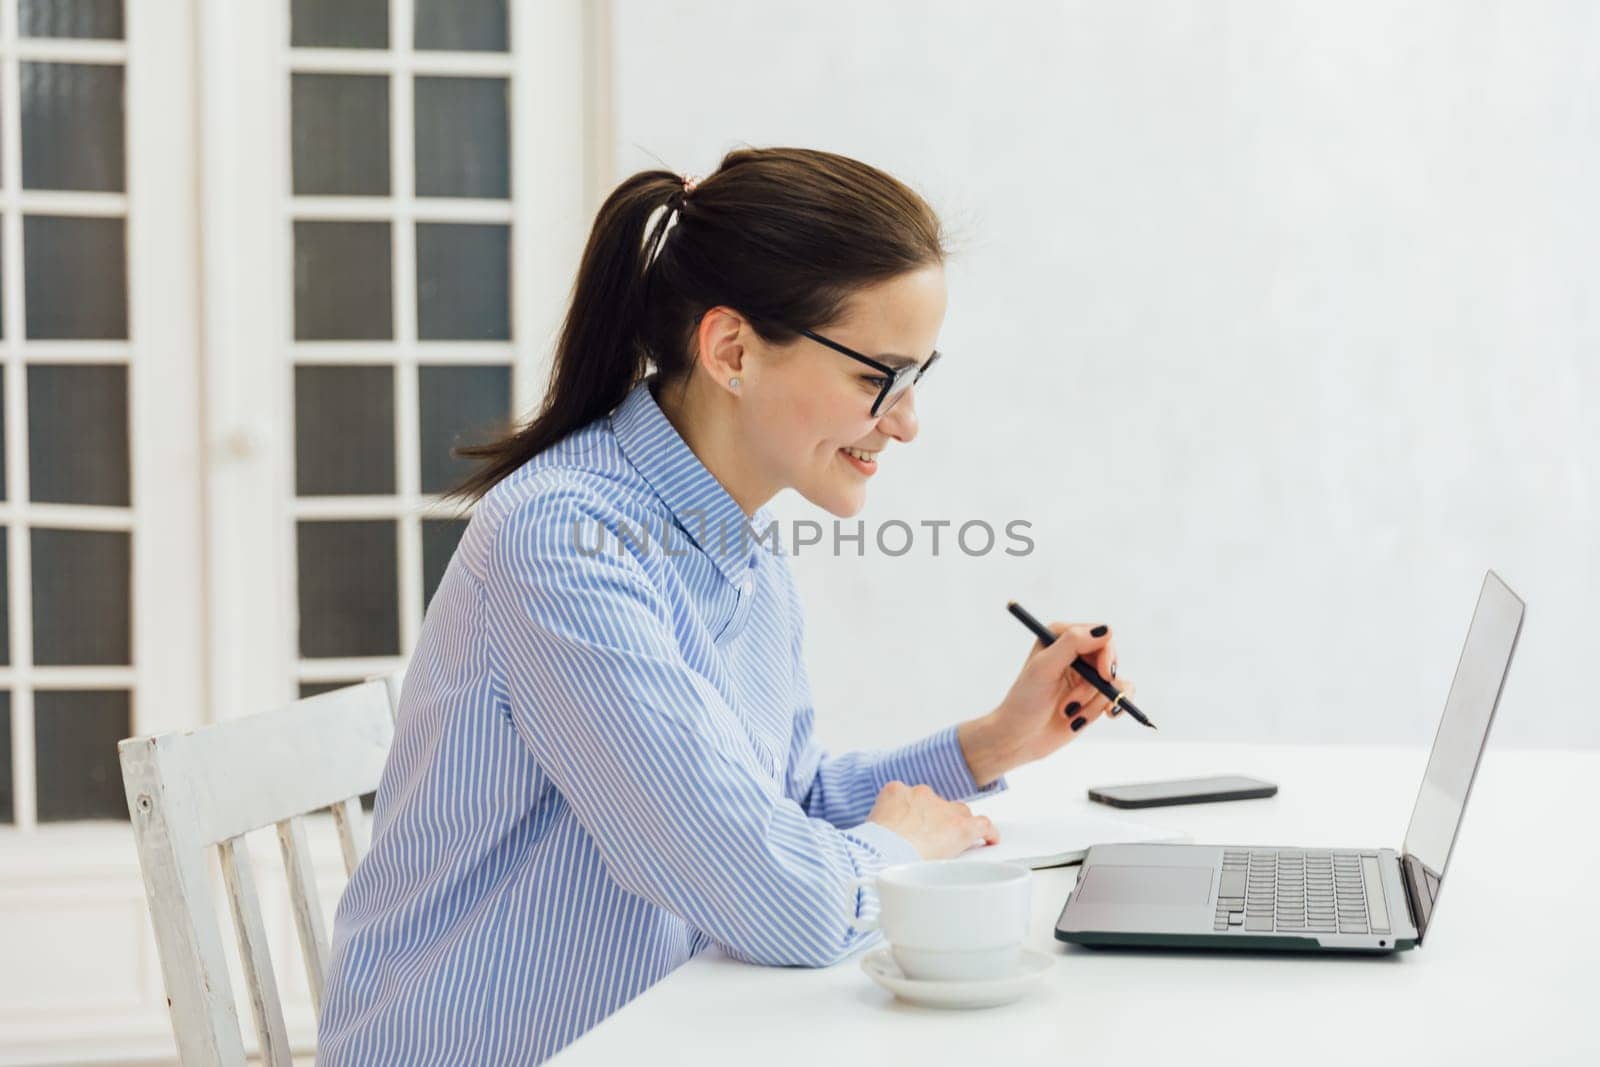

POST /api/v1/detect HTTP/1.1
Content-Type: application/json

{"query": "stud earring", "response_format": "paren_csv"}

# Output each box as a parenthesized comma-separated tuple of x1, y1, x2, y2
(728, 376, 741, 390)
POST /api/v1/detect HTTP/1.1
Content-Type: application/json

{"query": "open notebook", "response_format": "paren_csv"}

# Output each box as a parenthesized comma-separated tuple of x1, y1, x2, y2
(951, 811, 1189, 869)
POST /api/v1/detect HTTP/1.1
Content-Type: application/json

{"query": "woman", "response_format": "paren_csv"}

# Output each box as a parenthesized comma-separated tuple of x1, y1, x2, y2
(318, 146, 1129, 1065)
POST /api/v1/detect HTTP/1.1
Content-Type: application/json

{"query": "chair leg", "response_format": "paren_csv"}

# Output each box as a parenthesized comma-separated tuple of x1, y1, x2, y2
(120, 736, 249, 1066)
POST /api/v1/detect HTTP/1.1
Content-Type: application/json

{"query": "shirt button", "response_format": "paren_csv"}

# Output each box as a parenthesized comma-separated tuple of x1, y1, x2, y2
(738, 575, 754, 597)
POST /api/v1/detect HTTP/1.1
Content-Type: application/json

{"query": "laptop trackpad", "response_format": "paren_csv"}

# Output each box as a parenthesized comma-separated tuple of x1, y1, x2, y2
(1076, 865, 1214, 907)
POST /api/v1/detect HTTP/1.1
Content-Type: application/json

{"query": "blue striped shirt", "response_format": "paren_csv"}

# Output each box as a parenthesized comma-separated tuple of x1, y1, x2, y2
(317, 374, 1008, 1064)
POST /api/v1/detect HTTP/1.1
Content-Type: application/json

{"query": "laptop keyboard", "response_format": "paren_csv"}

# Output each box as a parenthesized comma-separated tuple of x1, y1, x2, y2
(1213, 849, 1391, 935)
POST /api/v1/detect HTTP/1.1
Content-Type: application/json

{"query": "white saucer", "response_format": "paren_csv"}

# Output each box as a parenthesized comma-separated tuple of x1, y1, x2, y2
(860, 947, 1053, 1009)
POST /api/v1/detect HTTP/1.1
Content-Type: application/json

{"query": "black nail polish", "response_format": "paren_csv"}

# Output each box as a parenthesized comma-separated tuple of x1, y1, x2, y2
(1065, 701, 1081, 716)
(1070, 717, 1087, 731)
(1111, 662, 1118, 678)
(1090, 625, 1108, 638)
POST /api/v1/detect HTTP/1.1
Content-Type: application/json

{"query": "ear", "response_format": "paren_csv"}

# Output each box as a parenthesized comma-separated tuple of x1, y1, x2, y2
(694, 306, 748, 397)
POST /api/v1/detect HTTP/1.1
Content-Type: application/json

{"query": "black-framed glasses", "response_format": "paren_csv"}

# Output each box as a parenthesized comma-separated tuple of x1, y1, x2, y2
(793, 326, 941, 417)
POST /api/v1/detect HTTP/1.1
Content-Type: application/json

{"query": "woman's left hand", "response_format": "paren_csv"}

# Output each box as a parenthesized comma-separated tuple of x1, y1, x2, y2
(974, 621, 1136, 776)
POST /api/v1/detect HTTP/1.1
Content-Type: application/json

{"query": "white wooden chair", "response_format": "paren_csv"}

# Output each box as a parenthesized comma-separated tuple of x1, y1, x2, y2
(118, 669, 405, 1066)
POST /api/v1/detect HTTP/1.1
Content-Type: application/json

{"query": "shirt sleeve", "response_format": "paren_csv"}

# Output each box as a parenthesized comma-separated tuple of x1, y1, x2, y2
(481, 481, 907, 968)
(779, 569, 1009, 829)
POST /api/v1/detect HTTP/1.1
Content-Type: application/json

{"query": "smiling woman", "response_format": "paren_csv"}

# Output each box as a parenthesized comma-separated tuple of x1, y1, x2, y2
(316, 147, 1122, 1065)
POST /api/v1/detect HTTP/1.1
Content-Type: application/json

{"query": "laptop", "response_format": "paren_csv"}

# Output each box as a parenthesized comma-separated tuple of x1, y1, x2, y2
(1055, 569, 1524, 954)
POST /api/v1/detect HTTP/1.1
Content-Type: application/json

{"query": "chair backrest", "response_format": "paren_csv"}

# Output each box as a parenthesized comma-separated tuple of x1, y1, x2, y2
(118, 670, 404, 1066)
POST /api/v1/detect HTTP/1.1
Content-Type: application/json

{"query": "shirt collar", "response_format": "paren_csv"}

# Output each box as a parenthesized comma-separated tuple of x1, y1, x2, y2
(611, 375, 782, 585)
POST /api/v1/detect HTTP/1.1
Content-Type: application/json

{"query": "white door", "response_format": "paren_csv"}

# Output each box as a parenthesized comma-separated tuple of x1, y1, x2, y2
(206, 0, 597, 721)
(0, 0, 600, 1060)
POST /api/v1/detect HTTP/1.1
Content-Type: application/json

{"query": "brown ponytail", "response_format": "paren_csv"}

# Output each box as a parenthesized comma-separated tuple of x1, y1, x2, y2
(442, 146, 948, 506)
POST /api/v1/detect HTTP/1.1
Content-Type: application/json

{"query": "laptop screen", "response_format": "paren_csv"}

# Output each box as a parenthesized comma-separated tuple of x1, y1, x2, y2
(1401, 571, 1524, 919)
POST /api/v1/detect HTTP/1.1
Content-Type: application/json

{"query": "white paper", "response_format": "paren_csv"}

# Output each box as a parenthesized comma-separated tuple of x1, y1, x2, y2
(951, 812, 1189, 869)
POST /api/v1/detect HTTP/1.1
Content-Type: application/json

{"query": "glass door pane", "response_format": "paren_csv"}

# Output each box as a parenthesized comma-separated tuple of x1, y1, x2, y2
(3, 0, 134, 824)
(287, 0, 513, 696)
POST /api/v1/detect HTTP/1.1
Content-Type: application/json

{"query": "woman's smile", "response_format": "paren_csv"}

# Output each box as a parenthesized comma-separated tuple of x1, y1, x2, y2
(839, 445, 880, 474)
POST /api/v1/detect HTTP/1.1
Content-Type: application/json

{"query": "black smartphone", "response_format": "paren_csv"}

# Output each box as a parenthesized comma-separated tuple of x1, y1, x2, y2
(1087, 774, 1278, 809)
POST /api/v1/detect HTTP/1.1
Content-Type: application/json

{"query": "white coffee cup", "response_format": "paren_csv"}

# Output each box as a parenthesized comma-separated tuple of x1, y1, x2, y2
(844, 860, 1031, 981)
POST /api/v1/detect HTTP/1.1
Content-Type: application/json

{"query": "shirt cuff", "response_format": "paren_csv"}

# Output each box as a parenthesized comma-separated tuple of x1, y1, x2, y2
(842, 821, 923, 868)
(878, 723, 1010, 804)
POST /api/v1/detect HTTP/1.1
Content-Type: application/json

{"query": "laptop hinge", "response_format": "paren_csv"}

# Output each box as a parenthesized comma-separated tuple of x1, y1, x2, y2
(1398, 852, 1430, 945)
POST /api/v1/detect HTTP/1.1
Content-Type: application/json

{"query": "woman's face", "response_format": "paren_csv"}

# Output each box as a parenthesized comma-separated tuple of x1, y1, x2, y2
(741, 263, 947, 518)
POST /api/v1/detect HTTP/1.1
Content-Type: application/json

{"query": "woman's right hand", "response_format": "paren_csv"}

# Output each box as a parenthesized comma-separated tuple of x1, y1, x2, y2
(864, 781, 999, 860)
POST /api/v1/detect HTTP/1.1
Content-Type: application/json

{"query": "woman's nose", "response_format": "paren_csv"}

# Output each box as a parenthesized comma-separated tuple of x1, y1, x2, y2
(877, 387, 920, 443)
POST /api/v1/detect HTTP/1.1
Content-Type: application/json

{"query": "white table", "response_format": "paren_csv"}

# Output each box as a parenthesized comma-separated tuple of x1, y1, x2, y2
(554, 740, 1599, 1066)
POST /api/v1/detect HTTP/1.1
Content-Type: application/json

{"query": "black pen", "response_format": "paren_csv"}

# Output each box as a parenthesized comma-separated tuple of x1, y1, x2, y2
(1006, 600, 1157, 730)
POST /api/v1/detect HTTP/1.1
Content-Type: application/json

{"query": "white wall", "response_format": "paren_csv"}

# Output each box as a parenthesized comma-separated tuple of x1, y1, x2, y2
(610, 0, 1597, 752)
